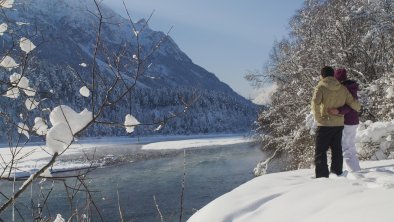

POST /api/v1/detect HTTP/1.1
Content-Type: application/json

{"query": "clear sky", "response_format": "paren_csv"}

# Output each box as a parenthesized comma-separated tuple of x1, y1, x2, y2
(102, 0, 305, 99)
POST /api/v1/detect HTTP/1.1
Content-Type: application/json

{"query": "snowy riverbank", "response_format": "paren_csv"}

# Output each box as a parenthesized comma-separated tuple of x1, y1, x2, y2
(0, 134, 251, 177)
(187, 159, 394, 222)
(141, 136, 250, 150)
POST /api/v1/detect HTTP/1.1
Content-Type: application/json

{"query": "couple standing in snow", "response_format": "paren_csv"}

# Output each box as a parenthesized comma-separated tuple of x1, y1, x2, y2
(311, 66, 361, 178)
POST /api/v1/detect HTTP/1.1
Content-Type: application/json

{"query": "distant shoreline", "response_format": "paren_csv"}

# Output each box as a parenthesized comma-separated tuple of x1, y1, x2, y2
(0, 132, 252, 148)
(0, 133, 254, 178)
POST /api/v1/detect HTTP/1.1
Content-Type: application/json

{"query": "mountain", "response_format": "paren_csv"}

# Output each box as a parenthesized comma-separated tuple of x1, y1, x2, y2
(0, 0, 258, 139)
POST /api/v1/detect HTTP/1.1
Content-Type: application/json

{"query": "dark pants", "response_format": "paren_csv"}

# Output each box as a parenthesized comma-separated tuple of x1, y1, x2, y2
(315, 126, 344, 178)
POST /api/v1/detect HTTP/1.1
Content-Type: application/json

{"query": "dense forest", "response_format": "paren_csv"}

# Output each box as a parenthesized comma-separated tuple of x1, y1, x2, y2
(0, 62, 258, 140)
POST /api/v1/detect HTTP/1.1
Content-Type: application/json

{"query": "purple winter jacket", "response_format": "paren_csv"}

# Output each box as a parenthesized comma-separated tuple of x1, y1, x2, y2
(338, 80, 359, 125)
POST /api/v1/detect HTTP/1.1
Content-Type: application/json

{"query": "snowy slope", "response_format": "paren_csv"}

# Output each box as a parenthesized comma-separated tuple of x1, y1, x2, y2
(187, 160, 394, 222)
(8, 0, 238, 93)
(0, 0, 258, 138)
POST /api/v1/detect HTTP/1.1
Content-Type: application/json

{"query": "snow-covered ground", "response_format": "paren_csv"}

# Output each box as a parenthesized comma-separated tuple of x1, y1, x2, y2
(0, 134, 249, 177)
(5, 132, 392, 222)
(141, 136, 249, 150)
(187, 159, 394, 222)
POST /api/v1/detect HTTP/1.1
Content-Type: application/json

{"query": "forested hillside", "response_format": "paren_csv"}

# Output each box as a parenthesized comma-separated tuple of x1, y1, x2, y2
(0, 0, 258, 141)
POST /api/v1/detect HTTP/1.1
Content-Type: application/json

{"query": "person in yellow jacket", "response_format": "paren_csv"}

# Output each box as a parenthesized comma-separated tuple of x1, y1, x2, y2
(311, 66, 361, 178)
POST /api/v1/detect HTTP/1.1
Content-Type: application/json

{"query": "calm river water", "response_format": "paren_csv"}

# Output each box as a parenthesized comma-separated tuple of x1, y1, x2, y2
(0, 141, 264, 222)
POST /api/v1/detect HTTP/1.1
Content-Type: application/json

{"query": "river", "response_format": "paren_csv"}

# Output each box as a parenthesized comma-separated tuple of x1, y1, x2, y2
(0, 139, 264, 222)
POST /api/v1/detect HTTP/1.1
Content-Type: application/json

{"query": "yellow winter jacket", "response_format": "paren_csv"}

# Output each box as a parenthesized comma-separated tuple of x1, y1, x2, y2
(311, 76, 361, 126)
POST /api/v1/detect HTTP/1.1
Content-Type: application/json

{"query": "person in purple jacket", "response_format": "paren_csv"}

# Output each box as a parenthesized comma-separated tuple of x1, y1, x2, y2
(328, 68, 361, 172)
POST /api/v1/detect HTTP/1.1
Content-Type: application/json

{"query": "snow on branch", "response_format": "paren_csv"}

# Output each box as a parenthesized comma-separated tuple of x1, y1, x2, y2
(46, 105, 92, 154)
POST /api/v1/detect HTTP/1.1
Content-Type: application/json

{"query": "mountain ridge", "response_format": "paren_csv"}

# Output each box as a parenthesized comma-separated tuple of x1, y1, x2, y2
(0, 0, 258, 139)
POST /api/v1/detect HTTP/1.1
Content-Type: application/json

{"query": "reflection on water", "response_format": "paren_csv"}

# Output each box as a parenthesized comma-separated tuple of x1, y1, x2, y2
(0, 142, 264, 222)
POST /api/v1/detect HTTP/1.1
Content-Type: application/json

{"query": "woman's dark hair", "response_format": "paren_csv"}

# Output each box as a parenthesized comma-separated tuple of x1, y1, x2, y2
(321, 66, 334, 77)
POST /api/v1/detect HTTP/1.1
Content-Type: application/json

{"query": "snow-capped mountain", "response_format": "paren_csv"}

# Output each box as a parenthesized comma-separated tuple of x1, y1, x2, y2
(0, 0, 258, 138)
(10, 0, 239, 92)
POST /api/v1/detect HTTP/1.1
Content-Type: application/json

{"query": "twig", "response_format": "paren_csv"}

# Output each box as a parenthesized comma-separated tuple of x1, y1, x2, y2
(117, 188, 124, 222)
(179, 149, 186, 222)
(0, 153, 58, 213)
(153, 195, 164, 222)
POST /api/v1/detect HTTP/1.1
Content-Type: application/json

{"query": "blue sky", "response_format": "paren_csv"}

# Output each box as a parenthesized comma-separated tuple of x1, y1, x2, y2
(102, 0, 305, 99)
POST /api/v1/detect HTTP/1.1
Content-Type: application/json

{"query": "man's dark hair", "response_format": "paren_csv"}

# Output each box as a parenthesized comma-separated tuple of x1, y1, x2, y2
(321, 66, 334, 77)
